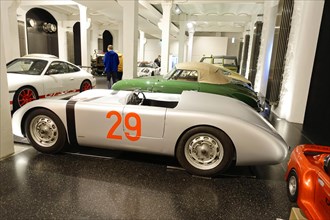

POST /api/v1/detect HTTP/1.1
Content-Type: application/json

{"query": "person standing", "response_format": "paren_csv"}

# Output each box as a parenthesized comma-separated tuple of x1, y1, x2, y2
(103, 45, 119, 89)
(117, 52, 123, 80)
(154, 55, 161, 67)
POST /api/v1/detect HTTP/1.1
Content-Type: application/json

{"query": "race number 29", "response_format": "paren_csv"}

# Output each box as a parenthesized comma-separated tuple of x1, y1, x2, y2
(106, 111, 141, 141)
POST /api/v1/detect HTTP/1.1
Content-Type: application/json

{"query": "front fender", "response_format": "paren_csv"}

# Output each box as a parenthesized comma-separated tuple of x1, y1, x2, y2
(12, 99, 69, 138)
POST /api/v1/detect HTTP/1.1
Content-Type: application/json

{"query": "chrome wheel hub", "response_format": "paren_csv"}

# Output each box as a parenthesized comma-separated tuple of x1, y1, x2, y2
(30, 115, 58, 147)
(185, 134, 224, 170)
(288, 175, 297, 196)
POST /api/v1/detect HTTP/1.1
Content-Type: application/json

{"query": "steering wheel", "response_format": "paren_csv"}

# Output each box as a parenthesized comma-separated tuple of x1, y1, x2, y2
(127, 90, 146, 105)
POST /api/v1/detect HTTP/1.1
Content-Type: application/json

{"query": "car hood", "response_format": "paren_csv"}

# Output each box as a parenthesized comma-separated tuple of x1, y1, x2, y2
(112, 76, 164, 89)
(7, 73, 40, 90)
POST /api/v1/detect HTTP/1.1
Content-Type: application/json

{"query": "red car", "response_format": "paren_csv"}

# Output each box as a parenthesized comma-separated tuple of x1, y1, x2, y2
(285, 144, 330, 220)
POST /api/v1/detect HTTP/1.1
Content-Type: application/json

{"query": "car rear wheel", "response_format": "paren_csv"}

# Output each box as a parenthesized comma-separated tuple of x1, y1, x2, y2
(25, 109, 67, 154)
(287, 169, 299, 202)
(13, 87, 38, 111)
(80, 80, 92, 92)
(176, 126, 234, 177)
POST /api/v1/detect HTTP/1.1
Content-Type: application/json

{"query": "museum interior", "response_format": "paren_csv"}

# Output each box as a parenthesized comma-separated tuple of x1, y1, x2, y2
(1, 0, 329, 219)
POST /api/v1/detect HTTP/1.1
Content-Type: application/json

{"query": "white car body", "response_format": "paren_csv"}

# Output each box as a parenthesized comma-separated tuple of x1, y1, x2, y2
(137, 62, 161, 77)
(13, 89, 288, 168)
(7, 54, 96, 111)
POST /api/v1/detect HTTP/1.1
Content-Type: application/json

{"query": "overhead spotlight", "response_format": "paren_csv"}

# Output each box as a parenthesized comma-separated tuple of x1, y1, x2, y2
(42, 22, 57, 33)
(187, 22, 194, 29)
(27, 18, 36, 27)
(175, 4, 182, 15)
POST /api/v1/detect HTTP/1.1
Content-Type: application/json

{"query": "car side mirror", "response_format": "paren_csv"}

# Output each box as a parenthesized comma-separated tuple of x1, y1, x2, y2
(324, 155, 330, 175)
(46, 69, 58, 75)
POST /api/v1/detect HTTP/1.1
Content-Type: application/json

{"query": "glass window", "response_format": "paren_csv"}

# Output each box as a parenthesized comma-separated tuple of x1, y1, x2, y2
(6, 59, 48, 75)
(171, 69, 198, 81)
(68, 63, 80, 72)
(213, 58, 223, 65)
(47, 61, 68, 74)
(201, 57, 213, 64)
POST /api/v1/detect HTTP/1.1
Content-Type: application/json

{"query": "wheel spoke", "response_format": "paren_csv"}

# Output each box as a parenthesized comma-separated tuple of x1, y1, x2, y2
(18, 89, 36, 107)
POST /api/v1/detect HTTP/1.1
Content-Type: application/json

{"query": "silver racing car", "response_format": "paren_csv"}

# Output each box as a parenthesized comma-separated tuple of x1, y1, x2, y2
(12, 89, 288, 177)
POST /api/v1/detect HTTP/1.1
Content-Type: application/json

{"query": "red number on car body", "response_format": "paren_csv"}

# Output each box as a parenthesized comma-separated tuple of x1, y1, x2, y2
(106, 111, 141, 141)
(106, 111, 122, 140)
(124, 112, 141, 141)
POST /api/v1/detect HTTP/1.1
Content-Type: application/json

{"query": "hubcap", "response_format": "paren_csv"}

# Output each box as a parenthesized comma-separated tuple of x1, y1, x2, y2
(29, 115, 58, 148)
(288, 175, 297, 196)
(184, 133, 224, 170)
(82, 82, 91, 91)
(18, 89, 36, 107)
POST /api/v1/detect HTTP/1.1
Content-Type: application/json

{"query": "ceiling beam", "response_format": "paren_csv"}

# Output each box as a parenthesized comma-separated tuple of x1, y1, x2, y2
(172, 14, 251, 23)
(194, 25, 244, 32)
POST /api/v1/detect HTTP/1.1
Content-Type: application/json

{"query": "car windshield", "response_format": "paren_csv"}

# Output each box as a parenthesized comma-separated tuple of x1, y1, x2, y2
(7, 59, 48, 75)
(214, 57, 237, 67)
(138, 62, 158, 68)
(163, 67, 177, 80)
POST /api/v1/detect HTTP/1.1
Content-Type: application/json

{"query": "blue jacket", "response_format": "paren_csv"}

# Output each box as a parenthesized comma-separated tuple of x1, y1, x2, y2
(103, 50, 119, 72)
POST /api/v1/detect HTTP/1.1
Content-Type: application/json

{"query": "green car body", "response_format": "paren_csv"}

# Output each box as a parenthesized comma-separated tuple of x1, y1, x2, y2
(112, 62, 260, 111)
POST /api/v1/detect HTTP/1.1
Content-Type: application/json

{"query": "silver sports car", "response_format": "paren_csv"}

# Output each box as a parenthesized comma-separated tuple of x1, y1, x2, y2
(12, 89, 288, 177)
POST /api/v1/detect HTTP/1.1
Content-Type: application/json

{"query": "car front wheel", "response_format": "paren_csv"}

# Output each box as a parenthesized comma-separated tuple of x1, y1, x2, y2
(287, 169, 299, 202)
(176, 126, 234, 177)
(25, 109, 67, 154)
(80, 80, 92, 92)
(13, 87, 38, 111)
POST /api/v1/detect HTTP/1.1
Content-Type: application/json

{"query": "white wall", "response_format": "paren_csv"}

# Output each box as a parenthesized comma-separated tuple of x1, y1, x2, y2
(192, 37, 228, 62)
(138, 38, 178, 70)
(142, 39, 161, 62)
(221, 32, 243, 57)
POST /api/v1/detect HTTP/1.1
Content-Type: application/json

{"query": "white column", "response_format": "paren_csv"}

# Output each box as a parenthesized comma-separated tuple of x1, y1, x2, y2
(118, 0, 138, 79)
(254, 1, 278, 96)
(139, 30, 146, 61)
(78, 4, 88, 67)
(272, 0, 324, 123)
(91, 23, 99, 53)
(118, 22, 123, 53)
(0, 0, 14, 158)
(160, 2, 172, 75)
(1, 0, 20, 62)
(187, 29, 195, 62)
(178, 14, 186, 63)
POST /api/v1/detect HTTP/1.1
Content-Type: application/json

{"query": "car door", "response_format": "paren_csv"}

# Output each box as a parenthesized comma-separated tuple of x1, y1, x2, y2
(152, 69, 199, 93)
(74, 100, 166, 153)
(42, 61, 66, 98)
(63, 62, 85, 94)
(315, 170, 330, 218)
(122, 105, 166, 153)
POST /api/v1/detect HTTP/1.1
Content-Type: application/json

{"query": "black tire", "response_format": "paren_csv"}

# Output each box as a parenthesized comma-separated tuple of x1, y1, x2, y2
(176, 126, 234, 177)
(151, 71, 154, 76)
(80, 80, 92, 92)
(25, 109, 67, 154)
(287, 169, 299, 202)
(13, 87, 38, 111)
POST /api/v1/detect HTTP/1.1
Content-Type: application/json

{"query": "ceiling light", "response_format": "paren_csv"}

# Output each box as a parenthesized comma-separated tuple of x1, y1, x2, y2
(27, 18, 36, 27)
(187, 22, 193, 29)
(175, 4, 182, 15)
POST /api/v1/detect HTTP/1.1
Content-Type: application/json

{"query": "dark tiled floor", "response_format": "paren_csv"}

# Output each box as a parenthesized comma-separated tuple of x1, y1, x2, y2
(0, 76, 315, 219)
